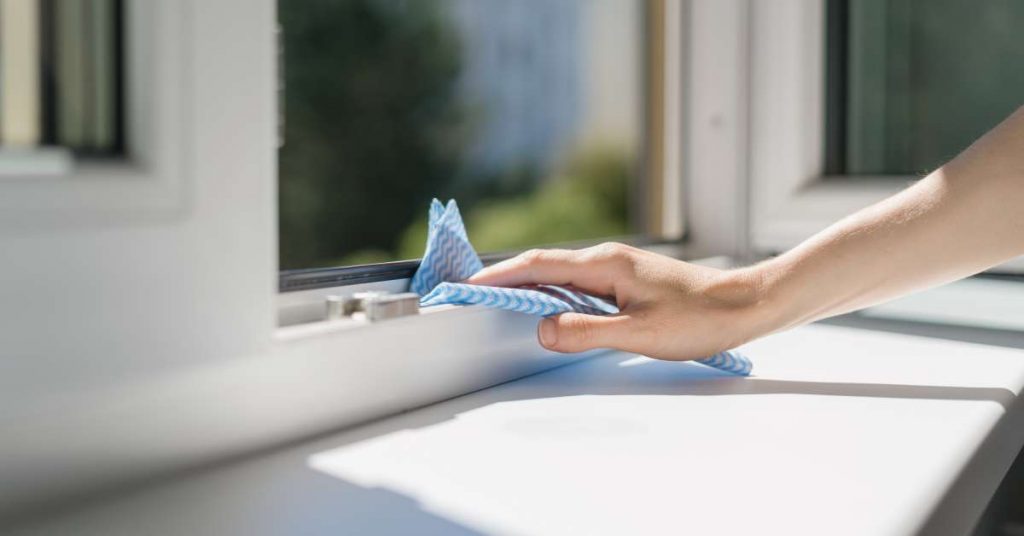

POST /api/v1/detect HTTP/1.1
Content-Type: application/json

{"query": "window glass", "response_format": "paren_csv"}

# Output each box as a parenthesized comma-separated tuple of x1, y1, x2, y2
(278, 0, 647, 270)
(827, 0, 1024, 175)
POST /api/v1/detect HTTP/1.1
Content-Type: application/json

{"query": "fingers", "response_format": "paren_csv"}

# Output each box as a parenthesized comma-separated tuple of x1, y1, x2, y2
(466, 243, 636, 297)
(537, 312, 636, 353)
(465, 243, 643, 353)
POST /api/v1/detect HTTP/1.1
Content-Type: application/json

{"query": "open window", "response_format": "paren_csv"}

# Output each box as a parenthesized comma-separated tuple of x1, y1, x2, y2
(276, 0, 691, 325)
(736, 0, 1024, 271)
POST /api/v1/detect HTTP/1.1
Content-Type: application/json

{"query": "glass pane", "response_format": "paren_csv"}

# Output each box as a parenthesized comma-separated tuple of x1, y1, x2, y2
(278, 0, 646, 270)
(0, 0, 123, 156)
(830, 0, 1024, 175)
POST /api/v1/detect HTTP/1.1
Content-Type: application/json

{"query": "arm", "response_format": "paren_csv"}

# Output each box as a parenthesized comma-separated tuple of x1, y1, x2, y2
(467, 106, 1024, 360)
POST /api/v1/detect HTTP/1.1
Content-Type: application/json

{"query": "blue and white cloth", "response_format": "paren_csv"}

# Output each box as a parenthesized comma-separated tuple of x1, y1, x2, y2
(410, 199, 753, 376)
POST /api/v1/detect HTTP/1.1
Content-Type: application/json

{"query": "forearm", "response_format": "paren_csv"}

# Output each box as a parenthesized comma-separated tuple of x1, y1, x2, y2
(470, 107, 1024, 360)
(746, 106, 1024, 334)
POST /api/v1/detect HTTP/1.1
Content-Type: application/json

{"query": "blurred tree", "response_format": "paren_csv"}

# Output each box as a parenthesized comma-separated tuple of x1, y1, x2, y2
(278, 0, 464, 269)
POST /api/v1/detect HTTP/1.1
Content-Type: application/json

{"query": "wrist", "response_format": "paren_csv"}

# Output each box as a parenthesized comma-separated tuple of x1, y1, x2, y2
(711, 262, 792, 343)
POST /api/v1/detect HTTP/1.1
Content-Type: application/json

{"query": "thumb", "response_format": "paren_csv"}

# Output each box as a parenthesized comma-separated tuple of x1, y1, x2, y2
(538, 313, 633, 353)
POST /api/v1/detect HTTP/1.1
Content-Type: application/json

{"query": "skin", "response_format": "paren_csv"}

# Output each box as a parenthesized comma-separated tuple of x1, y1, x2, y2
(466, 106, 1024, 360)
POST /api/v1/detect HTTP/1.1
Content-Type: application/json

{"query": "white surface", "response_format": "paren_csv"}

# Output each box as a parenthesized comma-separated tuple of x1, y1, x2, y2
(685, 0, 750, 258)
(863, 278, 1024, 332)
(11, 324, 1024, 536)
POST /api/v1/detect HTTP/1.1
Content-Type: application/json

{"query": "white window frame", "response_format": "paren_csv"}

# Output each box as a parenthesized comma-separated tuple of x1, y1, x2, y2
(686, 0, 909, 256)
(746, 0, 905, 252)
(0, 2, 190, 226)
(687, 0, 1024, 271)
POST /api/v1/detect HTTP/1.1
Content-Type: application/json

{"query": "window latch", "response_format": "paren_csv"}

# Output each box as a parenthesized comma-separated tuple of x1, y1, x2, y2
(326, 291, 420, 322)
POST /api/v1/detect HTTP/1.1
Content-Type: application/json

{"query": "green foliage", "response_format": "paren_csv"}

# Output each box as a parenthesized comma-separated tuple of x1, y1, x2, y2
(462, 148, 632, 254)
(278, 0, 464, 270)
(389, 147, 633, 261)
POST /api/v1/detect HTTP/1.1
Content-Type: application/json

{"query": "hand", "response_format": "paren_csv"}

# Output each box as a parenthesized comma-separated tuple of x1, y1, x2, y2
(466, 243, 776, 360)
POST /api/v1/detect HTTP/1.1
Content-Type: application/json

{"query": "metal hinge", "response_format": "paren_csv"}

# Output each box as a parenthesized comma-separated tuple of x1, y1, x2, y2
(325, 291, 420, 323)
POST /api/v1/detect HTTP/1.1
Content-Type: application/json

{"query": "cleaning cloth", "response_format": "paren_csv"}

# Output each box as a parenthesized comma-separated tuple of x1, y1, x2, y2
(410, 199, 752, 376)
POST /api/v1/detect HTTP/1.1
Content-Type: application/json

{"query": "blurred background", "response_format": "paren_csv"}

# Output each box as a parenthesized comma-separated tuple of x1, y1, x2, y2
(5, 0, 1022, 269)
(277, 0, 645, 269)
(273, 0, 1024, 271)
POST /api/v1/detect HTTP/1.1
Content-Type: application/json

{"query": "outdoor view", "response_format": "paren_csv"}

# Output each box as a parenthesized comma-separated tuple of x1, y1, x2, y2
(278, 0, 646, 270)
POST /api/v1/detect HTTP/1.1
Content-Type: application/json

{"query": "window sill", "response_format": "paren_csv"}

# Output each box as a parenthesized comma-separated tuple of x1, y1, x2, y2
(16, 322, 1024, 534)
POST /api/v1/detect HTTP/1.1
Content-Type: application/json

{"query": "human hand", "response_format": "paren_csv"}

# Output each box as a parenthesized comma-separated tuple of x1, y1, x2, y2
(466, 243, 776, 360)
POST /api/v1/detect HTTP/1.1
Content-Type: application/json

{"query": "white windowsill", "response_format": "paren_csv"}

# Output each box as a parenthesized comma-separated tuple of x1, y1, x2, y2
(13, 322, 1024, 535)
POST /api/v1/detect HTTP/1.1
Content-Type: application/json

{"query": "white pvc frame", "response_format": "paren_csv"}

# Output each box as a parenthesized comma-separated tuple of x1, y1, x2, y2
(686, 0, 1024, 272)
(747, 0, 906, 251)
(0, 2, 191, 226)
(685, 0, 902, 257)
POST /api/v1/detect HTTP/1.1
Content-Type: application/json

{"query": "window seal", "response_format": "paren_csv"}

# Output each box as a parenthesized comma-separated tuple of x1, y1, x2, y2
(279, 260, 420, 293)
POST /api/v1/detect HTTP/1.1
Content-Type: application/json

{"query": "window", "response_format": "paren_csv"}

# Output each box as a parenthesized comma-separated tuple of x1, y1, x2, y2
(0, 1, 189, 224)
(277, 0, 672, 275)
(739, 0, 1024, 272)
(825, 0, 1024, 176)
(0, 0, 124, 176)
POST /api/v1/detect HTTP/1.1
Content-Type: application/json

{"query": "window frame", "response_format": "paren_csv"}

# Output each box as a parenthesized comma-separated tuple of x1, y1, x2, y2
(276, 0, 693, 320)
(692, 0, 1024, 272)
(0, 1, 191, 226)
(746, 0, 908, 253)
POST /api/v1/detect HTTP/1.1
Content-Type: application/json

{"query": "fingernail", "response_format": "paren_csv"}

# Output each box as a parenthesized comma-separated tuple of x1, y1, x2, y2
(539, 318, 558, 348)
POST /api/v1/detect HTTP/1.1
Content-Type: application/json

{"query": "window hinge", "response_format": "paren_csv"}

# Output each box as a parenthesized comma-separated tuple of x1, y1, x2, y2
(326, 291, 420, 323)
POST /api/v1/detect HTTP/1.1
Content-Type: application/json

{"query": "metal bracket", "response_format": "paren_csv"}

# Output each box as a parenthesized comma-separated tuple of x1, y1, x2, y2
(326, 291, 420, 322)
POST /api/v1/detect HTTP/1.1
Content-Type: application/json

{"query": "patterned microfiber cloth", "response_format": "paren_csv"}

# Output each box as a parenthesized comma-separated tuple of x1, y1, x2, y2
(410, 199, 752, 376)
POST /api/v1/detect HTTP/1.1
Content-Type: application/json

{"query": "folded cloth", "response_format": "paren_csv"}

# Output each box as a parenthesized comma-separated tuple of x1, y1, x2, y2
(410, 199, 752, 376)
